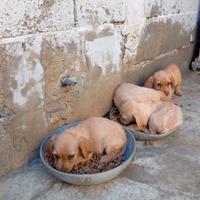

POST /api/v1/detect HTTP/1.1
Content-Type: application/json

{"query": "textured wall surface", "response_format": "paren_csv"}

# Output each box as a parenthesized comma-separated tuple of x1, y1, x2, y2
(0, 0, 199, 175)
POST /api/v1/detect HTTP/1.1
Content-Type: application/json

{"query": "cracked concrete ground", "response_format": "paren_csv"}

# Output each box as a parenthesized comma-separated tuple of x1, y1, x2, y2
(0, 71, 200, 200)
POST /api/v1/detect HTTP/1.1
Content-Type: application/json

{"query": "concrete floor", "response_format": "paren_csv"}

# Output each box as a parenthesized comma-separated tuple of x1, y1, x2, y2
(0, 71, 200, 200)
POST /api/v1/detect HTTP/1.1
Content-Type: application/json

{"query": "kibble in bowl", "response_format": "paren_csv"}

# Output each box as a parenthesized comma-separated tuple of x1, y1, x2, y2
(45, 151, 124, 174)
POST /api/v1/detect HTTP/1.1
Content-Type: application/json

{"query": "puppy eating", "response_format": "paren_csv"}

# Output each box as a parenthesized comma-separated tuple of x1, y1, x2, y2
(144, 64, 182, 98)
(45, 117, 127, 172)
(113, 83, 169, 131)
(148, 101, 183, 135)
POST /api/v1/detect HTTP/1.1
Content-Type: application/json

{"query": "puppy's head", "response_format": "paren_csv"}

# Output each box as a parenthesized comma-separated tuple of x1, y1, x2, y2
(144, 70, 174, 98)
(45, 132, 93, 172)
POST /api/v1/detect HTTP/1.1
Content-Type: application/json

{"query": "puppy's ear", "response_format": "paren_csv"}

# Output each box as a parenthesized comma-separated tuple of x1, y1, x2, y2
(134, 113, 147, 132)
(45, 136, 56, 154)
(144, 76, 154, 88)
(79, 137, 93, 159)
(132, 105, 148, 132)
(170, 75, 176, 87)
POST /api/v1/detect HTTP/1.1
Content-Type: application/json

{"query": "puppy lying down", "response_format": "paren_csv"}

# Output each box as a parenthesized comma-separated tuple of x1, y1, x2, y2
(114, 83, 169, 110)
(45, 117, 127, 173)
(115, 100, 183, 135)
(112, 83, 183, 134)
(148, 101, 183, 135)
(144, 64, 182, 98)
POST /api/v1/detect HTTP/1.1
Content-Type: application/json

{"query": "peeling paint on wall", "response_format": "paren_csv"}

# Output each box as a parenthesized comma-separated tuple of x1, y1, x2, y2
(9, 36, 44, 107)
(85, 26, 122, 75)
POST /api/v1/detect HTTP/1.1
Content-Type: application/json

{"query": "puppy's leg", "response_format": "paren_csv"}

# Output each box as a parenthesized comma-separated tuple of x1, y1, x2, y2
(135, 115, 148, 132)
(100, 146, 124, 163)
(175, 84, 182, 96)
(100, 152, 117, 163)
(135, 125, 145, 132)
(144, 76, 154, 88)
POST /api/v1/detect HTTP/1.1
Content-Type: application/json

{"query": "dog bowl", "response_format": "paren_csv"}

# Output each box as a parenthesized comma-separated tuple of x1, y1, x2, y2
(109, 106, 181, 141)
(127, 124, 181, 141)
(40, 120, 136, 185)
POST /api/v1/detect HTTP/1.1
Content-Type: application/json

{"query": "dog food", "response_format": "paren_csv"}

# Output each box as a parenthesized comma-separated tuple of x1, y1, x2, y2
(71, 154, 124, 174)
(45, 151, 56, 169)
(45, 152, 124, 174)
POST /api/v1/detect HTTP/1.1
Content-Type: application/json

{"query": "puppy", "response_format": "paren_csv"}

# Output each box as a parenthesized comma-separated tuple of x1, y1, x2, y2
(119, 100, 157, 132)
(45, 117, 127, 172)
(114, 83, 169, 110)
(148, 101, 183, 135)
(144, 64, 182, 98)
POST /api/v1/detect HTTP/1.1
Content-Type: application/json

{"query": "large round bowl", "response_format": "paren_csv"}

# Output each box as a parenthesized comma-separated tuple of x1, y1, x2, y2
(40, 121, 136, 185)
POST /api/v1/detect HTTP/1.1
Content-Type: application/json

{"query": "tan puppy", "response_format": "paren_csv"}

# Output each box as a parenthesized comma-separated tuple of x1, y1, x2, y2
(148, 101, 183, 135)
(119, 100, 157, 132)
(144, 64, 182, 98)
(45, 117, 127, 172)
(114, 83, 169, 110)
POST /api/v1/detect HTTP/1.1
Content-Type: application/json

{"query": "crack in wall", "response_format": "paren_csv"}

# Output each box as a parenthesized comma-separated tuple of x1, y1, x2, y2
(43, 72, 50, 133)
(73, 0, 78, 27)
(0, 103, 16, 125)
(110, 20, 125, 25)
(121, 31, 128, 65)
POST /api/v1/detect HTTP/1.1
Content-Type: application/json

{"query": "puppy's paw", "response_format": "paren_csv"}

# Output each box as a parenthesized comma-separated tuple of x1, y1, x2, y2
(175, 88, 182, 96)
(135, 127, 143, 132)
(135, 124, 146, 132)
(149, 128, 157, 135)
(143, 128, 150, 134)
(100, 152, 117, 163)
(99, 155, 110, 163)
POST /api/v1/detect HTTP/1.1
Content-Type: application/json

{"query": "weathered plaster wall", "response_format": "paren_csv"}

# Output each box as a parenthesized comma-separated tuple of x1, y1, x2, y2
(0, 0, 199, 175)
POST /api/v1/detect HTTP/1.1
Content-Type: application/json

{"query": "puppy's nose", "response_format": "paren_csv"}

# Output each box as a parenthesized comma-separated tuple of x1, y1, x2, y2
(62, 164, 73, 172)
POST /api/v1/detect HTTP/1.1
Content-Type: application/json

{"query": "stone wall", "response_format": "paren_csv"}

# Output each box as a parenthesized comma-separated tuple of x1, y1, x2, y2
(0, 0, 199, 176)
